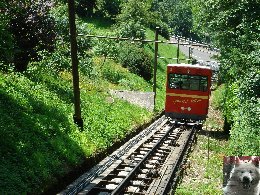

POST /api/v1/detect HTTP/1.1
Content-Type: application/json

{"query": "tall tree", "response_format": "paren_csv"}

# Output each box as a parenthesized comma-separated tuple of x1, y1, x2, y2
(151, 0, 193, 38)
(170, 1, 192, 37)
(116, 0, 154, 39)
(195, 0, 260, 151)
(202, 0, 260, 81)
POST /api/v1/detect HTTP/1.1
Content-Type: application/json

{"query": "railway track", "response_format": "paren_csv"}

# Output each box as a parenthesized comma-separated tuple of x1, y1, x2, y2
(59, 116, 199, 195)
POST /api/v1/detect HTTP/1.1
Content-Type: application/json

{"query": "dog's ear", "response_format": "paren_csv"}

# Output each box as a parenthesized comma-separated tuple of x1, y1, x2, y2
(235, 156, 241, 165)
(224, 156, 237, 165)
(252, 156, 259, 167)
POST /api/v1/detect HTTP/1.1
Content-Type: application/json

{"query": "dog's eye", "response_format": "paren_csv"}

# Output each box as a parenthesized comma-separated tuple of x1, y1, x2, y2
(249, 170, 253, 173)
(241, 171, 244, 173)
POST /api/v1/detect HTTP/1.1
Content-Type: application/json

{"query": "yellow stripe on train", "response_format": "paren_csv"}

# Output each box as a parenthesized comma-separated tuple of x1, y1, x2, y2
(166, 93, 209, 100)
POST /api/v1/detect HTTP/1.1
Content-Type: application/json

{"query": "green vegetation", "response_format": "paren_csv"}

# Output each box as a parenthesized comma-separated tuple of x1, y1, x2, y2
(176, 90, 227, 195)
(0, 1, 185, 193)
(175, 132, 226, 195)
(0, 0, 259, 193)
(194, 0, 260, 155)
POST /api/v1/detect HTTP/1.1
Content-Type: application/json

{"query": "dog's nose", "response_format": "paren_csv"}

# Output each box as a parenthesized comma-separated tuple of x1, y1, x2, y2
(243, 176, 250, 183)
(242, 176, 251, 189)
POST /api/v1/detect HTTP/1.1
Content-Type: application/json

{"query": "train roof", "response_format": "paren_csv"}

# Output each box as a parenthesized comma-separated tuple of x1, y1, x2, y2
(167, 64, 212, 70)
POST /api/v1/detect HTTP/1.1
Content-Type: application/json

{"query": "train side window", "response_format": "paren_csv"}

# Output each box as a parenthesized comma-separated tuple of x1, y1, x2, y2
(169, 74, 182, 89)
(200, 77, 208, 91)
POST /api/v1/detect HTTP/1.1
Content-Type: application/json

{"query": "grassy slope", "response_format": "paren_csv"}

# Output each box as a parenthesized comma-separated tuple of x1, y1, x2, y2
(0, 18, 184, 193)
(175, 89, 228, 194)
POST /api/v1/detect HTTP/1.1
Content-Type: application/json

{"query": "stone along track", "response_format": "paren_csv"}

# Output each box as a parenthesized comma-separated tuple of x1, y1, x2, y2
(59, 116, 199, 195)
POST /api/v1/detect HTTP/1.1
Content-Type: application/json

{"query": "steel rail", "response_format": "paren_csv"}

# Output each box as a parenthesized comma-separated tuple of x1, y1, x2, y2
(111, 122, 175, 195)
(58, 116, 166, 195)
(164, 125, 197, 193)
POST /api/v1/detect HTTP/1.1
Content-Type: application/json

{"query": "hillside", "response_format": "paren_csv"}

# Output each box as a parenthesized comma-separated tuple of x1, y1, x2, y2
(1, 0, 259, 193)
(0, 7, 186, 194)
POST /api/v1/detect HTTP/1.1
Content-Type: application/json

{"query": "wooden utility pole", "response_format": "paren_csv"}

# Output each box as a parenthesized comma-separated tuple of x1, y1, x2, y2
(68, 0, 83, 128)
(177, 36, 180, 64)
(153, 27, 159, 110)
(188, 38, 191, 64)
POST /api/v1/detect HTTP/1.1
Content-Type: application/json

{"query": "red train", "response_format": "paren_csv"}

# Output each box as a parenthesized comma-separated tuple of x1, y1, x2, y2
(165, 64, 212, 121)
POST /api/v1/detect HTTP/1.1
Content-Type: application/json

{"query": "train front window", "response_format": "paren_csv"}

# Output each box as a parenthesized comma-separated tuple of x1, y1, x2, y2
(168, 74, 208, 91)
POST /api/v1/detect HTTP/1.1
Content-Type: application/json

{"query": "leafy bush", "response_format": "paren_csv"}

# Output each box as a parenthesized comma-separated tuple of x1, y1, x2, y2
(214, 69, 260, 154)
(238, 68, 260, 102)
(117, 42, 153, 81)
(8, 0, 56, 71)
(116, 20, 146, 40)
(96, 0, 122, 20)
(0, 8, 13, 67)
(92, 39, 118, 60)
(227, 69, 260, 155)
(228, 99, 260, 155)
(36, 42, 71, 71)
(202, 0, 260, 82)
(50, 4, 93, 52)
(115, 0, 153, 40)
(222, 83, 240, 124)
(49, 4, 69, 40)
(211, 85, 225, 110)
(170, 2, 193, 37)
(76, 0, 96, 17)
(101, 60, 127, 84)
(79, 55, 96, 78)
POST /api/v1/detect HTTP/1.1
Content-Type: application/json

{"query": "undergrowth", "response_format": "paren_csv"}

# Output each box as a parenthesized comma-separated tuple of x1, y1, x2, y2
(175, 90, 227, 195)
(0, 15, 185, 193)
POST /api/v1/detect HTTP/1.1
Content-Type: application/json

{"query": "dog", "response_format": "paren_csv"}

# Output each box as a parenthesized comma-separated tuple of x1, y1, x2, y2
(223, 156, 260, 195)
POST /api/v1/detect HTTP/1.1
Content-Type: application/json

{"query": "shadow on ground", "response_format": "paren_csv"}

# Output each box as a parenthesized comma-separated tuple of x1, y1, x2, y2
(197, 129, 229, 141)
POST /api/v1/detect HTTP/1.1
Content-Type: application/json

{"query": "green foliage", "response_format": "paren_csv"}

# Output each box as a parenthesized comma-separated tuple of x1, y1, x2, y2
(228, 99, 260, 155)
(117, 0, 153, 27)
(194, 0, 259, 155)
(49, 4, 70, 40)
(76, 0, 96, 17)
(117, 42, 153, 81)
(102, 62, 125, 84)
(0, 6, 13, 67)
(0, 71, 82, 193)
(238, 69, 260, 102)
(222, 83, 240, 124)
(210, 76, 260, 155)
(115, 0, 153, 40)
(150, 0, 193, 38)
(200, 0, 260, 81)
(79, 56, 96, 78)
(226, 69, 260, 155)
(96, 0, 122, 20)
(38, 42, 71, 71)
(211, 85, 225, 110)
(92, 39, 118, 59)
(100, 59, 151, 91)
(188, 0, 211, 41)
(171, 2, 193, 37)
(116, 20, 146, 40)
(8, 0, 56, 72)
(150, 0, 174, 38)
